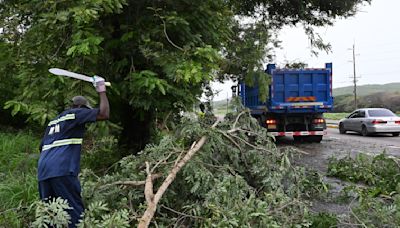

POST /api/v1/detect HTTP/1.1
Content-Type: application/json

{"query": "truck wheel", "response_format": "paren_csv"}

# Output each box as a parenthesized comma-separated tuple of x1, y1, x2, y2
(313, 135, 323, 143)
(361, 125, 369, 136)
(293, 136, 303, 142)
(339, 124, 346, 134)
(308, 135, 322, 143)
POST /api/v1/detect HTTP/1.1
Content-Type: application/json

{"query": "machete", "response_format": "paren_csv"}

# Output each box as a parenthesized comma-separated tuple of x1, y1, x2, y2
(49, 68, 111, 86)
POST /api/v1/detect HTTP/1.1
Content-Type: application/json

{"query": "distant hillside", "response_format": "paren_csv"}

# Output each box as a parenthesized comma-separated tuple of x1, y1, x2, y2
(333, 83, 400, 96)
(334, 92, 400, 112)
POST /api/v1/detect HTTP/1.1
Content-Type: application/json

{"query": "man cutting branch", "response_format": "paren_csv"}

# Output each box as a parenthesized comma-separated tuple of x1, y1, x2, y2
(37, 76, 109, 227)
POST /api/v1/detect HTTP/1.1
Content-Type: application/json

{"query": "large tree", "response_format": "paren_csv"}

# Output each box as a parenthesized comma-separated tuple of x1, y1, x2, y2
(0, 0, 371, 150)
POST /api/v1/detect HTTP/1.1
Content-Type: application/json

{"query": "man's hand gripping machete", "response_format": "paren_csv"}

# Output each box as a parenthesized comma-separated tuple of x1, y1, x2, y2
(48, 68, 111, 87)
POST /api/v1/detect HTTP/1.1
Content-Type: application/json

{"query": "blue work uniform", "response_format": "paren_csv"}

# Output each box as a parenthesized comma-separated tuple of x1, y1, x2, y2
(38, 108, 98, 228)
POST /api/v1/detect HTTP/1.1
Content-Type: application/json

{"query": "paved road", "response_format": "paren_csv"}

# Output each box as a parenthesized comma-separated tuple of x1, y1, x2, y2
(326, 126, 400, 148)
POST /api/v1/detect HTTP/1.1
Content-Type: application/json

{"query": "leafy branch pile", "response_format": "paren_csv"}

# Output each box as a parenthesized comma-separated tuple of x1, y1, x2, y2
(32, 109, 326, 227)
(328, 153, 400, 195)
(328, 152, 400, 227)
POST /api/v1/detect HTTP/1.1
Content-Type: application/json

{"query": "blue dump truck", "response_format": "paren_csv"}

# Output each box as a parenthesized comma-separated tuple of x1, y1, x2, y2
(239, 63, 333, 142)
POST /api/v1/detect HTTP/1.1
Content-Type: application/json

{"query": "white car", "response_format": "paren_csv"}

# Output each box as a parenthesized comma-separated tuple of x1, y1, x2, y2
(338, 108, 400, 136)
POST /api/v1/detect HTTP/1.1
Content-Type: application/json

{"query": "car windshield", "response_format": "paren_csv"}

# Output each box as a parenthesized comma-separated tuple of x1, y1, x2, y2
(368, 109, 396, 117)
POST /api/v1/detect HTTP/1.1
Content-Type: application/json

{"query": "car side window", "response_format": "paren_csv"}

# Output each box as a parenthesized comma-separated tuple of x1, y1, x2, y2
(358, 111, 366, 118)
(349, 112, 358, 118)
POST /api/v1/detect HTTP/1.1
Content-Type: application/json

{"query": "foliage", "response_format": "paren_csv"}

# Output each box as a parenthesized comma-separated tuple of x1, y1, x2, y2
(222, 20, 275, 103)
(243, 71, 272, 103)
(81, 136, 121, 174)
(0, 0, 371, 150)
(327, 152, 400, 227)
(231, 0, 371, 55)
(0, 131, 40, 227)
(0, 132, 40, 207)
(0, 0, 373, 226)
(348, 194, 400, 227)
(32, 197, 72, 228)
(309, 212, 338, 228)
(78, 201, 130, 228)
(328, 152, 400, 196)
(283, 61, 308, 69)
(73, 108, 327, 227)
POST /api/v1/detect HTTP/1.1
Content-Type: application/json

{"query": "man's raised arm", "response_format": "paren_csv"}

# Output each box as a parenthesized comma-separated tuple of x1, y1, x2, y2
(94, 76, 110, 120)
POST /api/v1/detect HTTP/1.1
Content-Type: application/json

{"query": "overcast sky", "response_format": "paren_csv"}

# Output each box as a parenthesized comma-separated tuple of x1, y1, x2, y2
(212, 0, 400, 101)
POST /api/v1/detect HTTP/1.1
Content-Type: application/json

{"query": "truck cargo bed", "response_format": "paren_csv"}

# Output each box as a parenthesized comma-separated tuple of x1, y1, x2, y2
(241, 63, 333, 114)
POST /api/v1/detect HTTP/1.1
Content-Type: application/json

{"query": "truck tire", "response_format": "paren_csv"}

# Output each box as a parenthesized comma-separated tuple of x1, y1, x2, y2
(293, 136, 303, 142)
(310, 135, 323, 143)
(303, 135, 322, 143)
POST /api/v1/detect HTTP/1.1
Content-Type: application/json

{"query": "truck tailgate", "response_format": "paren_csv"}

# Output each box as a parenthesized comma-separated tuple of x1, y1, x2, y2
(240, 63, 333, 114)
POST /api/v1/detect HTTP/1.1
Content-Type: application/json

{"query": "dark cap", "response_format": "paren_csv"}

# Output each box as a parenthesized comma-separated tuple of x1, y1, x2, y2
(72, 96, 92, 109)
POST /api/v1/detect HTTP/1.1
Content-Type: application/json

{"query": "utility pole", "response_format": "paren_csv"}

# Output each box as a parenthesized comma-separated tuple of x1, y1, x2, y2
(352, 43, 357, 109)
(226, 92, 229, 114)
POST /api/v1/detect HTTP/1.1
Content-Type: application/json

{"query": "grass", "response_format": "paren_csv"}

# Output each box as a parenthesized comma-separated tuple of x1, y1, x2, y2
(324, 113, 349, 120)
(0, 132, 40, 173)
(0, 131, 40, 226)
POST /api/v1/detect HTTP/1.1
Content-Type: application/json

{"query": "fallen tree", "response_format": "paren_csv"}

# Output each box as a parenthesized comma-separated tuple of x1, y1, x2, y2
(33, 108, 328, 227)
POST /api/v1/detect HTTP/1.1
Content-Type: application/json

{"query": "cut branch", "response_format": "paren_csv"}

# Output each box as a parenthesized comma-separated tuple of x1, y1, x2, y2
(232, 111, 246, 130)
(138, 120, 219, 228)
(217, 129, 242, 151)
(228, 132, 272, 153)
(100, 174, 162, 189)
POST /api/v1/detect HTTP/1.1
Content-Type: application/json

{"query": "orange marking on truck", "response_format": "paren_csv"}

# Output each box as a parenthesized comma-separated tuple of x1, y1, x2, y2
(286, 96, 316, 102)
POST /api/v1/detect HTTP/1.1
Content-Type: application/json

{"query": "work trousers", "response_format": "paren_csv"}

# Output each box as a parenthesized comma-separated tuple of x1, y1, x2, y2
(38, 176, 84, 228)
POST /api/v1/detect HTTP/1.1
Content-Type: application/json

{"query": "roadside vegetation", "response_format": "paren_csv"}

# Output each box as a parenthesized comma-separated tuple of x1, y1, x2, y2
(324, 113, 349, 120)
(0, 0, 376, 226)
(1, 108, 334, 227)
(333, 92, 400, 113)
(327, 152, 400, 227)
(0, 131, 40, 227)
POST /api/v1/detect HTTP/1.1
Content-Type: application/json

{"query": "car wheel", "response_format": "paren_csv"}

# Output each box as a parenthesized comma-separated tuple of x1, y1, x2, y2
(361, 125, 369, 136)
(339, 123, 346, 134)
(393, 133, 399, 137)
